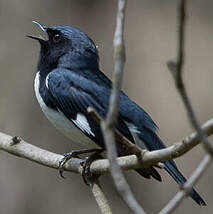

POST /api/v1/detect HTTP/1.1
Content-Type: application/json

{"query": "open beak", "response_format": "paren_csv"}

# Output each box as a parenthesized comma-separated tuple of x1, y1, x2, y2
(27, 21, 48, 43)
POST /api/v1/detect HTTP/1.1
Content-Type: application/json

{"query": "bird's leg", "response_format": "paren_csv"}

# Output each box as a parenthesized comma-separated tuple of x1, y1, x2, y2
(81, 149, 104, 185)
(59, 148, 101, 178)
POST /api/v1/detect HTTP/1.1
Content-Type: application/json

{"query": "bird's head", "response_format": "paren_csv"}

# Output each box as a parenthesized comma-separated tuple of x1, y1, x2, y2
(28, 21, 99, 71)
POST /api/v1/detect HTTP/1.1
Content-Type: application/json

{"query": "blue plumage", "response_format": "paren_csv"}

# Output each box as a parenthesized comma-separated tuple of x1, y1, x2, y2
(29, 23, 206, 206)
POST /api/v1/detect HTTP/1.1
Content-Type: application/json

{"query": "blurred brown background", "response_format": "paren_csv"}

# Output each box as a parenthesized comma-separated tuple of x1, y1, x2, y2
(0, 0, 212, 213)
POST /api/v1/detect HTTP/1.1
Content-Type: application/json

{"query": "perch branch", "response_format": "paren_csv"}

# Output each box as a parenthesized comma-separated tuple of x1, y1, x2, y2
(0, 119, 213, 175)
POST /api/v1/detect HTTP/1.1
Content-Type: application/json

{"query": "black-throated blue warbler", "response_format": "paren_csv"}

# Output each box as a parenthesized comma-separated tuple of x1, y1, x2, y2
(28, 21, 206, 206)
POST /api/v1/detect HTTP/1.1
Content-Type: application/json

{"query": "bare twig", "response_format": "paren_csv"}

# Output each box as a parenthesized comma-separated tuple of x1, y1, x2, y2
(176, 0, 186, 86)
(167, 0, 213, 155)
(159, 154, 211, 214)
(88, 107, 142, 156)
(95, 118, 213, 173)
(91, 180, 112, 214)
(163, 0, 212, 212)
(100, 0, 146, 213)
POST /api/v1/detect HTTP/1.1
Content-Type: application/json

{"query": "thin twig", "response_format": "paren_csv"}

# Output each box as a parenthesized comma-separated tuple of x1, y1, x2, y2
(163, 0, 212, 212)
(88, 107, 142, 156)
(101, 0, 146, 213)
(91, 180, 112, 214)
(94, 118, 213, 173)
(0, 119, 213, 175)
(159, 154, 211, 214)
(167, 0, 213, 155)
(176, 0, 185, 86)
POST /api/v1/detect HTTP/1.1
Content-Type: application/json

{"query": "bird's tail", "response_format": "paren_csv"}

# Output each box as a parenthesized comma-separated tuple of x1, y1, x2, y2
(138, 130, 206, 206)
(164, 161, 206, 206)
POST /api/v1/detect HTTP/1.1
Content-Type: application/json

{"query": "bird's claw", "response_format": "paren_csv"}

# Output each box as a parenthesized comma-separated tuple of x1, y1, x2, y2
(81, 157, 99, 186)
(58, 152, 79, 178)
(80, 149, 103, 186)
(58, 149, 103, 179)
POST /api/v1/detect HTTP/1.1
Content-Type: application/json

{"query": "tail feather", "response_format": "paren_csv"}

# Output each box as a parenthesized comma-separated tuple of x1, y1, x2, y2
(164, 161, 206, 206)
(138, 130, 206, 206)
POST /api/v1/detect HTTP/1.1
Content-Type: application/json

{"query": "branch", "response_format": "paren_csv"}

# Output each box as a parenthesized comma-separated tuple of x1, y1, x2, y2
(88, 107, 142, 156)
(101, 0, 146, 213)
(167, 0, 213, 156)
(161, 0, 212, 212)
(0, 118, 213, 175)
(159, 154, 211, 214)
(91, 180, 112, 214)
(95, 118, 213, 173)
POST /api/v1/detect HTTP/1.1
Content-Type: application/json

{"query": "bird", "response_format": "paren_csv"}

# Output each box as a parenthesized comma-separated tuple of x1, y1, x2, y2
(28, 21, 206, 206)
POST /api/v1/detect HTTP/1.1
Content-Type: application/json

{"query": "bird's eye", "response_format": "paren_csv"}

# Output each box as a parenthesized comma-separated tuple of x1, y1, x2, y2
(53, 34, 61, 42)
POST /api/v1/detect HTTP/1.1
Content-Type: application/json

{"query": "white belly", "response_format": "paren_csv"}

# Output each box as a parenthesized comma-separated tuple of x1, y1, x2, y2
(34, 72, 100, 149)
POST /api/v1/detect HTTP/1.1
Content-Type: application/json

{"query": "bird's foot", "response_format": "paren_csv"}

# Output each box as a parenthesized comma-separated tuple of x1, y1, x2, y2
(81, 149, 104, 185)
(58, 148, 102, 178)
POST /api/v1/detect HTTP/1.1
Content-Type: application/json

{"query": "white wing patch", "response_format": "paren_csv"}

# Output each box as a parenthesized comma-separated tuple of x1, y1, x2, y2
(45, 74, 49, 89)
(125, 122, 140, 134)
(72, 114, 95, 136)
(125, 122, 147, 149)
